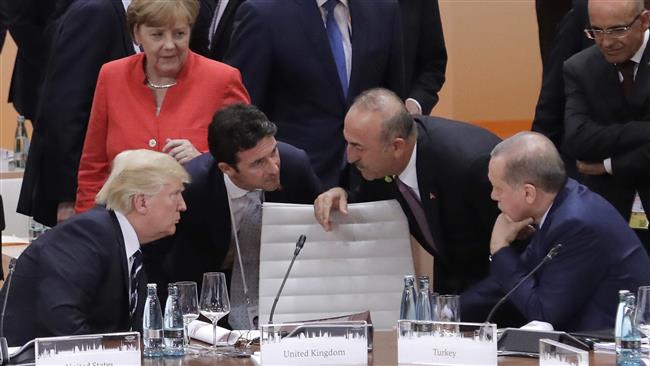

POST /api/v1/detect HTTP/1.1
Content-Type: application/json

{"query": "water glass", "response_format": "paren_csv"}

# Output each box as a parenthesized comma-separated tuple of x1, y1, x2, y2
(176, 281, 199, 349)
(436, 294, 460, 322)
(635, 286, 650, 337)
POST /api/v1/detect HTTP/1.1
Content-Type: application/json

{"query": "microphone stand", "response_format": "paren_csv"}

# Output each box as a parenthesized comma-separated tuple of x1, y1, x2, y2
(268, 235, 306, 324)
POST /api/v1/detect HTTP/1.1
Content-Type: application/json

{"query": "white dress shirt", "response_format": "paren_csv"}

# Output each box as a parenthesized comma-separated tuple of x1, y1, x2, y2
(115, 210, 141, 296)
(397, 143, 421, 201)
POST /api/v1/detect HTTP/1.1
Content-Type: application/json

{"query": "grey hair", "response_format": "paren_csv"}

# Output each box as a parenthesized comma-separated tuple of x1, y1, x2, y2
(490, 132, 566, 193)
(351, 88, 416, 145)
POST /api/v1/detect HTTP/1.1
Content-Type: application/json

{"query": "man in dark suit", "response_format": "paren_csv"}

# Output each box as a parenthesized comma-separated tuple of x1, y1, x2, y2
(153, 104, 321, 329)
(314, 88, 500, 294)
(563, 0, 650, 250)
(532, 0, 592, 179)
(400, 0, 447, 115)
(203, 0, 245, 61)
(0, 0, 55, 121)
(17, 0, 135, 228)
(224, 0, 404, 188)
(1, 149, 189, 347)
(461, 132, 650, 331)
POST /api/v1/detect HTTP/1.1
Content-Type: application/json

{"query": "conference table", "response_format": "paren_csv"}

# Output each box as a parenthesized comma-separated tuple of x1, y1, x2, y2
(142, 330, 616, 365)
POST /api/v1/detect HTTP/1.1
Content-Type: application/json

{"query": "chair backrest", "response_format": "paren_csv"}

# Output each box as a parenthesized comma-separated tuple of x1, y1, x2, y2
(258, 200, 414, 330)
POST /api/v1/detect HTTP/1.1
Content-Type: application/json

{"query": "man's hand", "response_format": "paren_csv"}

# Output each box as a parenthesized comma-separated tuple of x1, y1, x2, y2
(313, 187, 349, 231)
(576, 160, 606, 175)
(490, 213, 534, 254)
(163, 138, 201, 164)
(57, 201, 76, 224)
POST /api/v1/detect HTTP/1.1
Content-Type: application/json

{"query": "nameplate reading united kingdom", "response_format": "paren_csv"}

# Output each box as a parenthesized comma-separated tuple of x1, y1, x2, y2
(397, 321, 497, 366)
(260, 321, 368, 365)
(35, 332, 141, 366)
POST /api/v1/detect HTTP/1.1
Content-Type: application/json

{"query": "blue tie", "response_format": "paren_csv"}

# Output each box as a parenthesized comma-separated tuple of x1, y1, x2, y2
(323, 0, 348, 98)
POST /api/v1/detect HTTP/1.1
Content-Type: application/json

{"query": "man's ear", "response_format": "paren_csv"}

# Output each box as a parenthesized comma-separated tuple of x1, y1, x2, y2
(132, 193, 148, 214)
(523, 183, 537, 204)
(392, 137, 407, 158)
(218, 162, 236, 177)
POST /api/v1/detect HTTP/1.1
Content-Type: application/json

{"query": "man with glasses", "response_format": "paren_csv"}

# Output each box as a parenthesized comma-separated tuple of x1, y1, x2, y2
(563, 0, 650, 252)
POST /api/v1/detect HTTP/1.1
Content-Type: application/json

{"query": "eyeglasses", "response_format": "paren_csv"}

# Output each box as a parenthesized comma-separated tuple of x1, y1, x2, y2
(584, 12, 644, 39)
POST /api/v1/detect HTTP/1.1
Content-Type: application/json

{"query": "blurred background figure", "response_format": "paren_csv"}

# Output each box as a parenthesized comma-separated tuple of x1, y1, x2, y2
(535, 0, 572, 67)
(74, 0, 250, 214)
(399, 0, 447, 115)
(17, 0, 136, 227)
(224, 0, 405, 189)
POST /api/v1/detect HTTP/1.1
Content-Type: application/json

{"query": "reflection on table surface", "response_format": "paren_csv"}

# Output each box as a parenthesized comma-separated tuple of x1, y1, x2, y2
(142, 330, 616, 365)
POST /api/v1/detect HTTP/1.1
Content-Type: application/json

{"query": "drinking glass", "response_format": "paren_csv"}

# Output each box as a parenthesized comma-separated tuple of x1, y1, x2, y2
(176, 281, 199, 350)
(436, 294, 460, 322)
(635, 286, 650, 337)
(199, 272, 230, 352)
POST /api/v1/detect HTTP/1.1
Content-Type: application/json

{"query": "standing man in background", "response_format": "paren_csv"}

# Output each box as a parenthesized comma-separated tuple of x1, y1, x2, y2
(399, 0, 447, 115)
(225, 0, 405, 189)
(563, 0, 650, 251)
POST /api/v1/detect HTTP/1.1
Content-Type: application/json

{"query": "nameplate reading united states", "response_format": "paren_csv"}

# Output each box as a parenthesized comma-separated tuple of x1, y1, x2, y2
(35, 332, 141, 366)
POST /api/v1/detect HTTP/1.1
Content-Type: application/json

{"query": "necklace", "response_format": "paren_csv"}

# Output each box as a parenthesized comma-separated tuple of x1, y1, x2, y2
(146, 78, 177, 89)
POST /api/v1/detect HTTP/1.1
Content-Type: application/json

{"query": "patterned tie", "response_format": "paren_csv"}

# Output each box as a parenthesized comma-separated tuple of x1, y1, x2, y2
(129, 250, 143, 323)
(396, 177, 437, 253)
(618, 60, 636, 97)
(323, 0, 348, 98)
(229, 191, 263, 329)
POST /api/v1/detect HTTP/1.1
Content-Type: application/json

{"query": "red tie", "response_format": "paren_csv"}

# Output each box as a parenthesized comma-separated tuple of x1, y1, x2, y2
(618, 60, 636, 97)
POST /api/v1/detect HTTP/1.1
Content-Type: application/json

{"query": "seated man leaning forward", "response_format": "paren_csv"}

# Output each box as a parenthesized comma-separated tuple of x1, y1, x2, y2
(460, 132, 650, 331)
(153, 103, 321, 330)
(1, 149, 189, 347)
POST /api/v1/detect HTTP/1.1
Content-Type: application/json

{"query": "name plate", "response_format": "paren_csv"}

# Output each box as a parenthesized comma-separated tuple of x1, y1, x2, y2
(260, 321, 368, 365)
(35, 332, 141, 366)
(397, 321, 497, 366)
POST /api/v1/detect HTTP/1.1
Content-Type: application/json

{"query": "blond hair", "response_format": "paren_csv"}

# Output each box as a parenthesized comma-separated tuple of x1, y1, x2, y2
(96, 149, 190, 213)
(127, 0, 200, 37)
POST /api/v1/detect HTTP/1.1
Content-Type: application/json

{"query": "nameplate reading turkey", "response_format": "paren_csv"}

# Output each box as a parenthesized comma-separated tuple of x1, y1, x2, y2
(397, 321, 497, 366)
(260, 321, 368, 365)
(35, 332, 141, 366)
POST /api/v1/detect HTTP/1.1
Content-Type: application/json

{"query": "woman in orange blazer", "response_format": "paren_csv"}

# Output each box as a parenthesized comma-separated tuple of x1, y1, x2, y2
(74, 0, 250, 214)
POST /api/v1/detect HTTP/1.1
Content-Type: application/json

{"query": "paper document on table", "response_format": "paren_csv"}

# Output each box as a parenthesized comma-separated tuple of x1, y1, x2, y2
(258, 199, 414, 330)
(188, 320, 260, 345)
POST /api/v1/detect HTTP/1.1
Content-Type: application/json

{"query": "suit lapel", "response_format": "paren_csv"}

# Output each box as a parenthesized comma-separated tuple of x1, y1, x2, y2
(347, 0, 366, 103)
(628, 44, 650, 111)
(211, 0, 243, 51)
(294, 0, 346, 104)
(593, 56, 627, 115)
(110, 1, 136, 56)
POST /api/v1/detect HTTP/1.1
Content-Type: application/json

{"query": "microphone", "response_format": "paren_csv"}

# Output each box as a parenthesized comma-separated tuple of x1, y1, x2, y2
(268, 235, 306, 324)
(485, 243, 562, 324)
(0, 258, 17, 365)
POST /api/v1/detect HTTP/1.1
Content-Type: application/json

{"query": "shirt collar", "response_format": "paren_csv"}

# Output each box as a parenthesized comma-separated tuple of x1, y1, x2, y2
(224, 174, 250, 200)
(115, 210, 140, 258)
(630, 29, 649, 64)
(316, 0, 349, 8)
(398, 142, 419, 191)
(538, 201, 554, 230)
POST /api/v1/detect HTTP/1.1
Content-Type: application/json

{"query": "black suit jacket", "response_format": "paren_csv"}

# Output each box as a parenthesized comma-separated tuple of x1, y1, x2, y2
(351, 116, 500, 294)
(207, 0, 244, 61)
(145, 142, 321, 293)
(1, 207, 146, 347)
(399, 0, 447, 114)
(563, 42, 650, 228)
(17, 0, 134, 227)
(0, 0, 55, 120)
(225, 0, 405, 188)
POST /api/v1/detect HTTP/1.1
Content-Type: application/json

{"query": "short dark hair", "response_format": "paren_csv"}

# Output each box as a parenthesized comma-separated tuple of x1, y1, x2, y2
(208, 104, 277, 169)
(351, 88, 416, 145)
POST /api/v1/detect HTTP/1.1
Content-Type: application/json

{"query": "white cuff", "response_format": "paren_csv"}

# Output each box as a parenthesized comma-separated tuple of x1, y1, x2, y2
(604, 158, 613, 175)
(405, 98, 422, 114)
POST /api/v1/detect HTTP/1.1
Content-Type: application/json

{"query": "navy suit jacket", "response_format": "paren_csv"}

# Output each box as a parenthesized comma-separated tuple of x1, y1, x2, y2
(1, 207, 145, 347)
(563, 41, 650, 233)
(17, 0, 134, 227)
(461, 179, 650, 331)
(146, 142, 321, 292)
(224, 0, 405, 188)
(351, 116, 500, 294)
